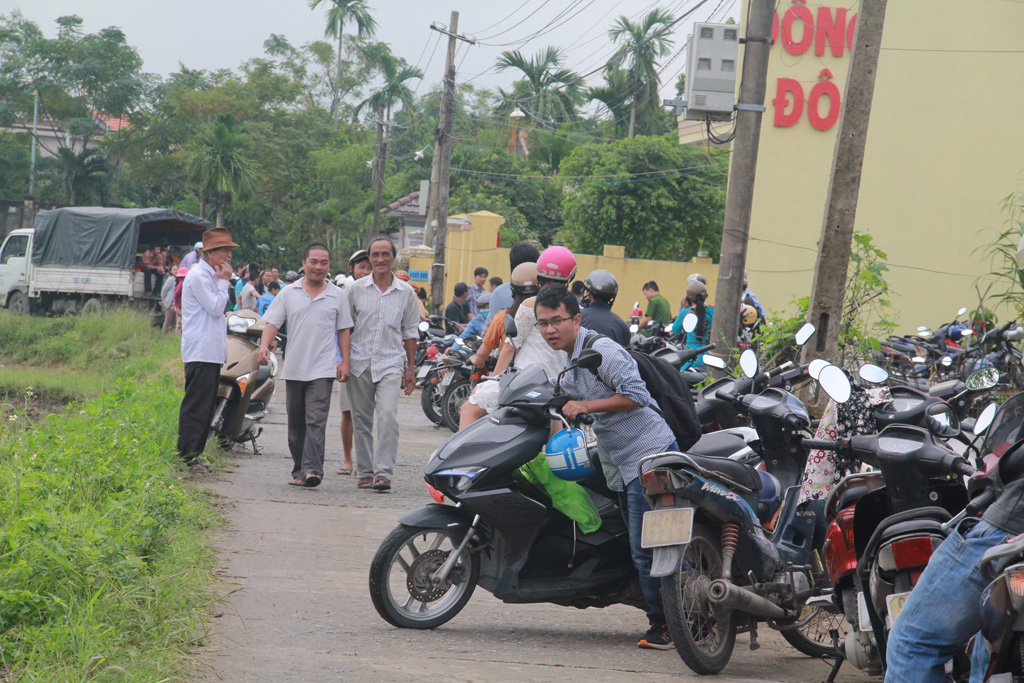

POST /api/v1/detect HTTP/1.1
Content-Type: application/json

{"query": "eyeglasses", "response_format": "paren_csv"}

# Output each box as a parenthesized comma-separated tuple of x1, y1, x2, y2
(536, 316, 573, 330)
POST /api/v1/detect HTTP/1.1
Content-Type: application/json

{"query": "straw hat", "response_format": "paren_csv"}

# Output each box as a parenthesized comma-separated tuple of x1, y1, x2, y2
(200, 228, 238, 251)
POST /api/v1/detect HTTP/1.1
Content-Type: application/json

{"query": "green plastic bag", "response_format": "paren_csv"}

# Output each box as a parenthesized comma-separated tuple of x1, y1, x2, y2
(517, 454, 602, 534)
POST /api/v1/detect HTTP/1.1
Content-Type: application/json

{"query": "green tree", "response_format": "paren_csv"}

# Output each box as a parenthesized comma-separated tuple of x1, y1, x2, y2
(587, 69, 632, 140)
(185, 114, 259, 227)
(307, 0, 378, 118)
(607, 8, 675, 138)
(494, 46, 582, 126)
(558, 135, 725, 260)
(37, 147, 110, 205)
(0, 131, 31, 199)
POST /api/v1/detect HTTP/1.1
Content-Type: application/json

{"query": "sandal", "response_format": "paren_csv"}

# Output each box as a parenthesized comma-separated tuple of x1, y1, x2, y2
(336, 466, 353, 476)
(372, 476, 392, 491)
(302, 474, 322, 488)
(288, 479, 304, 486)
(187, 460, 211, 474)
(357, 476, 373, 489)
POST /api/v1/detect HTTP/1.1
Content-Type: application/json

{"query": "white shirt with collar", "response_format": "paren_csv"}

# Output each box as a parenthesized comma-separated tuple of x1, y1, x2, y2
(348, 273, 420, 382)
(181, 258, 230, 364)
(262, 278, 353, 382)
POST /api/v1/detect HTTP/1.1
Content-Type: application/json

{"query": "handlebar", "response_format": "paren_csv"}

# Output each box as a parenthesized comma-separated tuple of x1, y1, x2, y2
(951, 459, 976, 478)
(545, 406, 595, 426)
(677, 343, 716, 364)
(803, 438, 841, 451)
(767, 361, 795, 379)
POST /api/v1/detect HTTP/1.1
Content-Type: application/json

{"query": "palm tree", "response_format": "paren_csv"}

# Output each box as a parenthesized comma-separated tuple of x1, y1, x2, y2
(608, 8, 675, 138)
(494, 46, 582, 127)
(308, 0, 378, 117)
(185, 114, 259, 228)
(587, 69, 633, 139)
(354, 53, 423, 245)
(39, 147, 110, 205)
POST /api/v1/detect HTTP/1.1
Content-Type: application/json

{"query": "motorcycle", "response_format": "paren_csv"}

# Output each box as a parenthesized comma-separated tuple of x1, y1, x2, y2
(369, 317, 718, 630)
(636, 330, 860, 675)
(437, 336, 493, 432)
(211, 310, 278, 451)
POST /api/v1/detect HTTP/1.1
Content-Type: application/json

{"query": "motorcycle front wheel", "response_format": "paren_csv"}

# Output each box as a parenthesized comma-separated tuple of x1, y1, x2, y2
(662, 523, 736, 675)
(368, 524, 479, 630)
(441, 378, 472, 432)
(420, 379, 444, 425)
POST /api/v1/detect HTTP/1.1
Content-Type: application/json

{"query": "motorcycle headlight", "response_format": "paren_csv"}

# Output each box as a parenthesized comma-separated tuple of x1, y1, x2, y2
(1006, 563, 1024, 612)
(435, 466, 488, 492)
(228, 315, 255, 334)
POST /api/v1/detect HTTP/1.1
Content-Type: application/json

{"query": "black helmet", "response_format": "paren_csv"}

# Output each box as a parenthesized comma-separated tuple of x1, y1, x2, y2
(583, 269, 618, 301)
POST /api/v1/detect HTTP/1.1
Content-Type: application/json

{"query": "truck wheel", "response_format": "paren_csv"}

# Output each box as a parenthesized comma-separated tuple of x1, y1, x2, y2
(7, 291, 29, 315)
(81, 298, 103, 315)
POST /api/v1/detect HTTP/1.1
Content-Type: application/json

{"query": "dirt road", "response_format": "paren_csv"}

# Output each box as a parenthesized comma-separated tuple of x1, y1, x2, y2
(194, 387, 865, 683)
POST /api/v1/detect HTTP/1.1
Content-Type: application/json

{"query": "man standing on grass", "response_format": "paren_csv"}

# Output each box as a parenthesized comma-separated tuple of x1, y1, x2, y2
(347, 236, 419, 492)
(178, 227, 238, 473)
(259, 244, 352, 488)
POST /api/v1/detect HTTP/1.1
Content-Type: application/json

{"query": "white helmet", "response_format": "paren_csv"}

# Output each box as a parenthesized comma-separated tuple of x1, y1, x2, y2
(335, 274, 354, 289)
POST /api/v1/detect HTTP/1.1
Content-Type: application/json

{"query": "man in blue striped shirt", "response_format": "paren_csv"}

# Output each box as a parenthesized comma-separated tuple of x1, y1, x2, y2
(536, 285, 676, 652)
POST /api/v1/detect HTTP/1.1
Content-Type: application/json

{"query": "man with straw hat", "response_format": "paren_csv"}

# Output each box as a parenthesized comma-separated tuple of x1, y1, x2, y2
(177, 227, 238, 473)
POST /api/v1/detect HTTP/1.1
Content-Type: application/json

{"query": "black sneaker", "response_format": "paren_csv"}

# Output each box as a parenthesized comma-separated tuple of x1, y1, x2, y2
(638, 622, 673, 650)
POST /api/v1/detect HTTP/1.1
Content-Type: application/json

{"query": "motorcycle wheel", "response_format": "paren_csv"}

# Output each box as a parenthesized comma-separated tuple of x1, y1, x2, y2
(441, 378, 472, 433)
(368, 524, 479, 629)
(420, 380, 443, 425)
(781, 604, 846, 658)
(662, 523, 736, 675)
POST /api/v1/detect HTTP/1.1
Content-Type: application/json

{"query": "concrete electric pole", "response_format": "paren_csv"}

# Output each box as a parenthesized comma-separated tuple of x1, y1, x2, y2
(367, 103, 387, 247)
(425, 12, 474, 315)
(800, 0, 888, 370)
(707, 0, 775, 358)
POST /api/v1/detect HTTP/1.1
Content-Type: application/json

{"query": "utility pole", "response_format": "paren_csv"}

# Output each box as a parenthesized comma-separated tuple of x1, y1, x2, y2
(367, 102, 387, 247)
(707, 0, 774, 358)
(29, 89, 39, 195)
(800, 0, 888, 373)
(425, 12, 474, 314)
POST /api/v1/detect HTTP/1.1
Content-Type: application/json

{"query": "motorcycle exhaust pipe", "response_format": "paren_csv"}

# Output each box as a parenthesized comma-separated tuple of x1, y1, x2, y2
(707, 579, 797, 620)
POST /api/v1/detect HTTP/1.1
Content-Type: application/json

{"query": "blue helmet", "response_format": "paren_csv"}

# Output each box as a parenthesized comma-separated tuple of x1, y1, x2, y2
(545, 428, 594, 481)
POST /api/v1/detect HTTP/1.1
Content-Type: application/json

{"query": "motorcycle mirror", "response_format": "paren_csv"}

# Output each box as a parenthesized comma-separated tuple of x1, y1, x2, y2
(858, 363, 889, 384)
(919, 329, 932, 338)
(633, 301, 640, 310)
(974, 403, 997, 435)
(739, 349, 759, 378)
(703, 355, 727, 370)
(503, 314, 518, 339)
(629, 323, 639, 334)
(966, 367, 1000, 391)
(912, 356, 926, 364)
(941, 355, 953, 367)
(795, 323, 816, 347)
(576, 348, 602, 371)
(926, 402, 961, 438)
(682, 312, 698, 334)
(960, 329, 973, 338)
(418, 320, 429, 332)
(819, 365, 852, 404)
(917, 325, 929, 333)
(454, 337, 465, 347)
(958, 307, 968, 317)
(809, 358, 830, 380)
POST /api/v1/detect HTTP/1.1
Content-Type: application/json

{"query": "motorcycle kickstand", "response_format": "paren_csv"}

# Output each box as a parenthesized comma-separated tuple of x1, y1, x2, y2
(825, 628, 845, 683)
(249, 427, 263, 454)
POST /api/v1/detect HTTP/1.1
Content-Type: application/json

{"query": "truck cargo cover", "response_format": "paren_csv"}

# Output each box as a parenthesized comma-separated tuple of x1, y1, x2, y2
(32, 207, 211, 268)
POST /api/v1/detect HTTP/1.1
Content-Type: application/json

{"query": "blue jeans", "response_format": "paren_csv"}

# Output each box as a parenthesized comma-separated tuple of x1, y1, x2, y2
(885, 519, 1010, 683)
(619, 477, 663, 622)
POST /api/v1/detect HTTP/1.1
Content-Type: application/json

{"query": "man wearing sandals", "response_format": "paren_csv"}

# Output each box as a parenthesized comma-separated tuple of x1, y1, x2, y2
(259, 244, 352, 488)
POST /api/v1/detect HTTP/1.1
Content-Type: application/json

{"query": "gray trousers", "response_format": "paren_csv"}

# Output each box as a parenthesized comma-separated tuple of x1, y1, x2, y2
(285, 378, 334, 480)
(348, 370, 401, 479)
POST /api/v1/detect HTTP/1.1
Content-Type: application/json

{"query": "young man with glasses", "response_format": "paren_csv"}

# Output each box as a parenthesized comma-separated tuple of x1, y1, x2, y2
(535, 284, 677, 651)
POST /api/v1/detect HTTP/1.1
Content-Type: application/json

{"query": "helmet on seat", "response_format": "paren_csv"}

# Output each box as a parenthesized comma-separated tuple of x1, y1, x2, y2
(686, 281, 708, 304)
(510, 262, 540, 298)
(537, 246, 577, 282)
(545, 428, 594, 481)
(583, 269, 618, 301)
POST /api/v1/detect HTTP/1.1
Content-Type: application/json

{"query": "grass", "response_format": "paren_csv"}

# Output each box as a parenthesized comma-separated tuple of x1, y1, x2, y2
(0, 310, 220, 681)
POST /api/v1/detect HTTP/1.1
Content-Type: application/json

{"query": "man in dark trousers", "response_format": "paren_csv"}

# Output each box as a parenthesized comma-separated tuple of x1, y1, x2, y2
(579, 269, 630, 346)
(177, 227, 238, 473)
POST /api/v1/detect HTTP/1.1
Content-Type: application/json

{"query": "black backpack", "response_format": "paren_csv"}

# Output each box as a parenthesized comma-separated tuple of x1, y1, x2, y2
(582, 334, 701, 452)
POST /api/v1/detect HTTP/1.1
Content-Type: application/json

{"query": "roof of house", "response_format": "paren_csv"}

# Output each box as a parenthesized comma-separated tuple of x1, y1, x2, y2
(380, 191, 422, 216)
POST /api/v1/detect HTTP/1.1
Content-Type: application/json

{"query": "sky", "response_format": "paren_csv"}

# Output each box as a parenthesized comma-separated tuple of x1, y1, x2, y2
(8, 0, 739, 104)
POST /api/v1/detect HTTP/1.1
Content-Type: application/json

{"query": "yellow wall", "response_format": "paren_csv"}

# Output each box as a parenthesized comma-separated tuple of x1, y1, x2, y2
(722, 1, 1024, 331)
(409, 211, 719, 320)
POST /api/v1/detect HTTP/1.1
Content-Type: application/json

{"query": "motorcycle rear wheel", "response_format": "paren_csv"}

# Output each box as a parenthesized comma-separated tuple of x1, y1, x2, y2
(662, 523, 737, 675)
(420, 380, 443, 425)
(368, 524, 479, 629)
(781, 603, 845, 658)
(441, 378, 472, 433)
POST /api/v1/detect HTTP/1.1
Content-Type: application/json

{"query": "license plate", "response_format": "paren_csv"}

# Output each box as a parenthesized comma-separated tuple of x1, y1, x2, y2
(440, 371, 454, 387)
(641, 508, 694, 549)
(886, 591, 912, 625)
(417, 365, 430, 379)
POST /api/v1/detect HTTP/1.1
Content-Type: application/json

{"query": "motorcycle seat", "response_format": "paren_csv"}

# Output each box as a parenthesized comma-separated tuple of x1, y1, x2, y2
(877, 518, 946, 546)
(837, 485, 870, 511)
(929, 379, 965, 400)
(688, 431, 749, 460)
(647, 450, 762, 492)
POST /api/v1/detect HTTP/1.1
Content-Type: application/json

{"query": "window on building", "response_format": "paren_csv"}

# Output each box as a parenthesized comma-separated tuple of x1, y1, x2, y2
(700, 27, 714, 39)
(722, 59, 735, 72)
(724, 28, 738, 41)
(697, 57, 712, 70)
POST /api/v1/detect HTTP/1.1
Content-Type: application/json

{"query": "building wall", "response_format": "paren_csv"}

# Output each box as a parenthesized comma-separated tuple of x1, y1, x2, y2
(408, 211, 718, 320)
(719, 0, 1024, 331)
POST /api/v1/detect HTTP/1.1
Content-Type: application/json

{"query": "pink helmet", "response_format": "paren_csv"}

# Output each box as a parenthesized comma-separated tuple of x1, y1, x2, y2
(536, 246, 577, 282)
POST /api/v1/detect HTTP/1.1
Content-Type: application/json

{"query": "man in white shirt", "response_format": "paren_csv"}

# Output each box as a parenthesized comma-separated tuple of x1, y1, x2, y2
(178, 227, 237, 473)
(259, 244, 352, 488)
(347, 236, 419, 491)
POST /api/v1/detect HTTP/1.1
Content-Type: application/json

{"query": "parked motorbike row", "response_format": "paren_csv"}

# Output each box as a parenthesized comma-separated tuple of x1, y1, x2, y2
(377, 305, 1024, 680)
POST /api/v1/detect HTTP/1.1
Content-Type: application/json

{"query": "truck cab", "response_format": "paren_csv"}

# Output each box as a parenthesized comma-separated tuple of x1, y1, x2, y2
(0, 229, 32, 314)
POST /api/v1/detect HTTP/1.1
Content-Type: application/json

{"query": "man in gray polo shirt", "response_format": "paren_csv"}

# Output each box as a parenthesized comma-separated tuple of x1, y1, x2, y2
(258, 243, 352, 487)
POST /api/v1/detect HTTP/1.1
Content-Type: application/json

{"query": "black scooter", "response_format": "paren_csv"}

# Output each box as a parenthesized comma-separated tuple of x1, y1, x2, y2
(368, 318, 712, 629)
